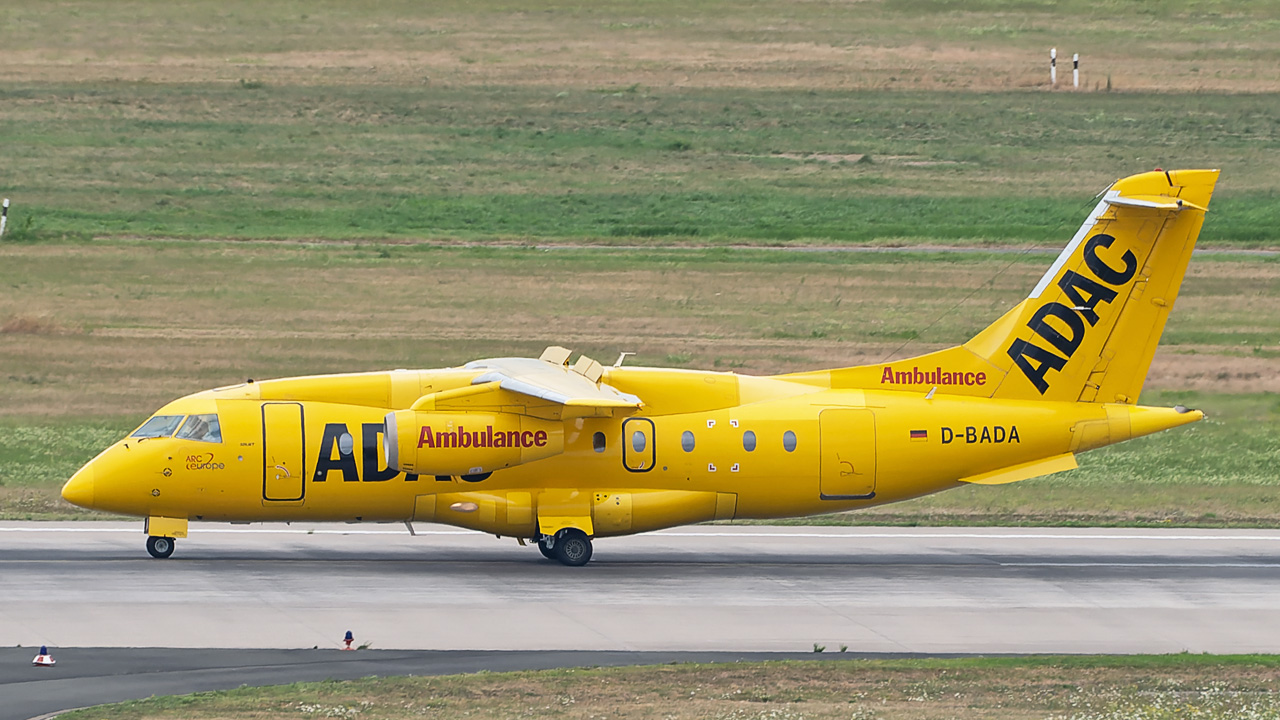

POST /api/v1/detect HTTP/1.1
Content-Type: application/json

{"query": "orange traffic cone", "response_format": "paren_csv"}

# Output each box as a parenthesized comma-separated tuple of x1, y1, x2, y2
(32, 645, 56, 667)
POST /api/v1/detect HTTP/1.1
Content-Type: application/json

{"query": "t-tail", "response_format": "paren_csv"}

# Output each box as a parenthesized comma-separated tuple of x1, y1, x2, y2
(825, 169, 1219, 405)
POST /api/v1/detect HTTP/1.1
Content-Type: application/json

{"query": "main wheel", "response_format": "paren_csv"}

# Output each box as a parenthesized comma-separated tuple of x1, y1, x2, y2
(537, 538, 556, 560)
(146, 535, 175, 559)
(553, 529, 592, 567)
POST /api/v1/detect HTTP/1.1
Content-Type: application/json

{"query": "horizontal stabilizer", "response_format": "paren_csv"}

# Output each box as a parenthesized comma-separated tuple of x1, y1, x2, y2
(1104, 193, 1206, 212)
(958, 453, 1077, 485)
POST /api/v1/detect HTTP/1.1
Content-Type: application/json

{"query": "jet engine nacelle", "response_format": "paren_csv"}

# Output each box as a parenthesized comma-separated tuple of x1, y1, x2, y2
(384, 410, 564, 476)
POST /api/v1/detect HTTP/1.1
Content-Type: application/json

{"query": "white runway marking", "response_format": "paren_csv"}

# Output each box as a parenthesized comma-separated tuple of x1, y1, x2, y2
(1001, 562, 1280, 568)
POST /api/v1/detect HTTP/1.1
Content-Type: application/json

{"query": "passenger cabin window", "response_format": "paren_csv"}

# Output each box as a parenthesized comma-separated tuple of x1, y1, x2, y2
(592, 432, 606, 453)
(131, 415, 185, 439)
(176, 414, 223, 444)
(743, 430, 757, 452)
(631, 430, 647, 453)
(675, 427, 696, 450)
(782, 430, 797, 452)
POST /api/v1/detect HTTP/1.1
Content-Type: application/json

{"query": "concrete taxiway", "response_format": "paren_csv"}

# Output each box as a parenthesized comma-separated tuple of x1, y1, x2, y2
(4, 522, 1280, 656)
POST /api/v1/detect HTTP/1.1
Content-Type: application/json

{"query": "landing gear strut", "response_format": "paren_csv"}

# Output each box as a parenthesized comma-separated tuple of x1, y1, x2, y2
(146, 535, 176, 559)
(537, 537, 557, 560)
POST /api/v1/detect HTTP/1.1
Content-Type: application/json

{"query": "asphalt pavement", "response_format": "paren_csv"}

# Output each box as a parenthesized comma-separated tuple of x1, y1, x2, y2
(4, 522, 1280, 717)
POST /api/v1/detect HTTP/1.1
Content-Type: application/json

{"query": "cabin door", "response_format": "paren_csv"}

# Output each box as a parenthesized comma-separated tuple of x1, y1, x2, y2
(819, 409, 877, 500)
(262, 402, 306, 502)
(622, 418, 655, 472)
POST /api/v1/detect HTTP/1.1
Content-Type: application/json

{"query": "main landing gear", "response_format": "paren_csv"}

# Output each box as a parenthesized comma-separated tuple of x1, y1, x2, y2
(537, 529, 593, 566)
(146, 535, 176, 559)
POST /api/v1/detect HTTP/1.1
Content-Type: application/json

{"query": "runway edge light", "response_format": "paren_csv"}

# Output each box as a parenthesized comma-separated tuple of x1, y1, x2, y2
(33, 645, 56, 667)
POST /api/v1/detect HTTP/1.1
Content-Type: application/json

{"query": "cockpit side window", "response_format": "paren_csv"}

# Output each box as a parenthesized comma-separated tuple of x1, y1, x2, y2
(131, 415, 185, 439)
(176, 414, 222, 444)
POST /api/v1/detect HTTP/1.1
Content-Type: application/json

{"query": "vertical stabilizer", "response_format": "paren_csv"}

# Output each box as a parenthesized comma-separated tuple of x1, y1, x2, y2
(971, 169, 1218, 403)
(813, 170, 1218, 403)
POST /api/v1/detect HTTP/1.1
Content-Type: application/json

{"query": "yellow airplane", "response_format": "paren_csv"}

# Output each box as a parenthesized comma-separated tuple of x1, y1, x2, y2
(62, 169, 1217, 565)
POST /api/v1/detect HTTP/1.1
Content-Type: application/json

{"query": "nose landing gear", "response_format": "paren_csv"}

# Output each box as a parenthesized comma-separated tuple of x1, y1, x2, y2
(146, 535, 176, 559)
(536, 528, 593, 566)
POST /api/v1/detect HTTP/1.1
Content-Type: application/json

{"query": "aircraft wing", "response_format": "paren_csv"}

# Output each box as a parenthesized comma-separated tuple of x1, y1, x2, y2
(409, 349, 642, 419)
(464, 356, 642, 408)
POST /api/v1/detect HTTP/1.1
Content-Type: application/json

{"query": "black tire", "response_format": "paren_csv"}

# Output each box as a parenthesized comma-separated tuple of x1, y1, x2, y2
(146, 535, 175, 559)
(553, 529, 592, 567)
(537, 539, 556, 560)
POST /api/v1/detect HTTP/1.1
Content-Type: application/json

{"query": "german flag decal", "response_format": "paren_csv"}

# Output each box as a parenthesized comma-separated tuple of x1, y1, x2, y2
(910, 429, 928, 441)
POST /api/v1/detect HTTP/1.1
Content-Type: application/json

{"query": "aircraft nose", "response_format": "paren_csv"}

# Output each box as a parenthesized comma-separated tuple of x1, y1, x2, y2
(61, 465, 96, 509)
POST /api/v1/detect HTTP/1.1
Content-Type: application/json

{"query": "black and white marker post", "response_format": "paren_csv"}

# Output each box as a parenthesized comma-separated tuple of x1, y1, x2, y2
(1050, 48, 1057, 86)
(0, 199, 8, 238)
(1073, 53, 1079, 88)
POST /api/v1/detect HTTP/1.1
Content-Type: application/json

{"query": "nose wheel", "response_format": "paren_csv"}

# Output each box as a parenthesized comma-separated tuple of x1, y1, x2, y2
(146, 535, 176, 559)
(539, 529, 592, 566)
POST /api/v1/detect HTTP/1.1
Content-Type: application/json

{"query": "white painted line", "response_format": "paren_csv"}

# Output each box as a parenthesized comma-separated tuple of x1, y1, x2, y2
(652, 531, 1280, 542)
(1002, 562, 1280, 568)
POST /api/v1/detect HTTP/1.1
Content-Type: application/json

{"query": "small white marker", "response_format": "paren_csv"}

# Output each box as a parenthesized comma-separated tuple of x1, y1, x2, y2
(33, 645, 56, 667)
(1, 199, 9, 238)
(1073, 53, 1079, 88)
(1050, 48, 1057, 86)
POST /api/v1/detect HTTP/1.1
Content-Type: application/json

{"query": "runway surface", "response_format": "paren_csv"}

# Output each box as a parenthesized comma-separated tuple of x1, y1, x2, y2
(4, 522, 1280, 656)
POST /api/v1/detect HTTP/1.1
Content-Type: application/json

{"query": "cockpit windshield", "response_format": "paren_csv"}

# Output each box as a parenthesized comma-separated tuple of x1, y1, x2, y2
(176, 414, 222, 443)
(131, 415, 185, 439)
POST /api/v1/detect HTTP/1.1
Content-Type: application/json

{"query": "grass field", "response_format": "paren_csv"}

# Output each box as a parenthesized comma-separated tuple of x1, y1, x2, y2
(57, 656, 1280, 720)
(0, 1, 1278, 244)
(1, 0, 1279, 522)
(3, 86, 1278, 245)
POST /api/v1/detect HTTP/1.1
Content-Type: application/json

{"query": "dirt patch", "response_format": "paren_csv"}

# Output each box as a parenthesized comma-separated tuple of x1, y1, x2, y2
(0, 315, 71, 335)
(1149, 351, 1280, 394)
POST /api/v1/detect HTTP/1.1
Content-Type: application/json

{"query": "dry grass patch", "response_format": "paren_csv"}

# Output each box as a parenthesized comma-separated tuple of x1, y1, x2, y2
(60, 658, 1280, 720)
(1, 243, 1278, 417)
(0, 314, 72, 335)
(3, 2, 1279, 92)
